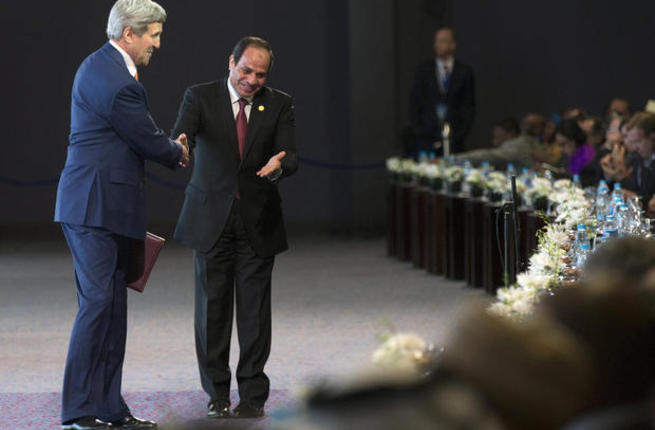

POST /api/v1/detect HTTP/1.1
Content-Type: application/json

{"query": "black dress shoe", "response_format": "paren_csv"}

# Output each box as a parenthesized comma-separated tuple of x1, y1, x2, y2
(207, 400, 232, 418)
(233, 403, 265, 418)
(110, 415, 157, 428)
(62, 416, 111, 429)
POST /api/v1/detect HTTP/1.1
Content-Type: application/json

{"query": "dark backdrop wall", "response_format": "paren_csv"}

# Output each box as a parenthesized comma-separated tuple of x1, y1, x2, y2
(2, 1, 655, 237)
(394, 0, 655, 151)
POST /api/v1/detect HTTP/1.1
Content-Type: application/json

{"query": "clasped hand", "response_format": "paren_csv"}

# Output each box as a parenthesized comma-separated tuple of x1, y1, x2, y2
(176, 133, 189, 167)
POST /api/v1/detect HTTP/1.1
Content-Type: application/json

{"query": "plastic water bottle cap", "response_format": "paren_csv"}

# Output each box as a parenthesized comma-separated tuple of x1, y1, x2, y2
(573, 174, 580, 181)
(606, 215, 615, 221)
(576, 224, 586, 230)
(614, 183, 622, 189)
(522, 168, 529, 174)
(620, 204, 629, 209)
(580, 243, 590, 250)
(599, 179, 606, 185)
(507, 163, 514, 169)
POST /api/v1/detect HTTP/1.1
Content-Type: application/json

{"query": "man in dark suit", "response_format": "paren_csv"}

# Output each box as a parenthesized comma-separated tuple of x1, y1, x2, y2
(409, 27, 475, 156)
(54, 1, 188, 428)
(621, 112, 655, 211)
(172, 36, 298, 419)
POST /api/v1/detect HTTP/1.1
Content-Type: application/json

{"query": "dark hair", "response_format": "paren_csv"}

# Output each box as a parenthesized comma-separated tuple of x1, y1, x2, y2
(587, 116, 606, 137)
(435, 27, 456, 42)
(562, 107, 587, 122)
(495, 118, 520, 135)
(555, 119, 586, 147)
(231, 36, 274, 72)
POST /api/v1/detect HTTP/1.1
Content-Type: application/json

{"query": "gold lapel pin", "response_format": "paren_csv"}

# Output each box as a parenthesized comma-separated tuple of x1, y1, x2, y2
(258, 105, 265, 112)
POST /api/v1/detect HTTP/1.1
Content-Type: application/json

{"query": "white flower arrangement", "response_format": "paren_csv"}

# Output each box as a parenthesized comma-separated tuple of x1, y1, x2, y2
(414, 163, 430, 178)
(552, 188, 592, 229)
(444, 165, 464, 182)
(524, 177, 553, 202)
(386, 157, 401, 172)
(489, 285, 539, 319)
(488, 217, 575, 320)
(486, 171, 507, 193)
(424, 164, 444, 179)
(464, 168, 485, 186)
(553, 178, 572, 190)
(371, 333, 433, 374)
(399, 158, 417, 175)
(516, 272, 553, 292)
(542, 223, 570, 249)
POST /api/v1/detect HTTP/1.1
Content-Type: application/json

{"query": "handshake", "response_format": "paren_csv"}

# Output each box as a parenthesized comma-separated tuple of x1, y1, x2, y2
(175, 133, 190, 167)
(174, 132, 286, 180)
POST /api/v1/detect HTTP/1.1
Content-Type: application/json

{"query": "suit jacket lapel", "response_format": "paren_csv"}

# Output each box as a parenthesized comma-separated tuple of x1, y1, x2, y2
(218, 79, 240, 159)
(242, 89, 267, 162)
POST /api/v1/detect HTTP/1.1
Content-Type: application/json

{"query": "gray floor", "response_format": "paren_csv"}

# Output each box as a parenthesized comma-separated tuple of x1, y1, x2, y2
(0, 235, 484, 395)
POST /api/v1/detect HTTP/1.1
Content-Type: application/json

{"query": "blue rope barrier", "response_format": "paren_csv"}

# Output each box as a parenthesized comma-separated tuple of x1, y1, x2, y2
(298, 156, 385, 170)
(0, 157, 386, 188)
(0, 176, 60, 187)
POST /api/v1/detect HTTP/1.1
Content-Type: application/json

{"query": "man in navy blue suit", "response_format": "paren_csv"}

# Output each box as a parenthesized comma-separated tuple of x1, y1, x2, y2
(54, 1, 188, 428)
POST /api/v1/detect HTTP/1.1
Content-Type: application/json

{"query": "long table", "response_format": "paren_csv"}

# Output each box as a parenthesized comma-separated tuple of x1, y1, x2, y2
(387, 176, 545, 294)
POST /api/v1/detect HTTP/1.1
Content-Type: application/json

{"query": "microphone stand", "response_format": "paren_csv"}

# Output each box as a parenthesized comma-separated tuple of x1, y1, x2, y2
(500, 176, 520, 287)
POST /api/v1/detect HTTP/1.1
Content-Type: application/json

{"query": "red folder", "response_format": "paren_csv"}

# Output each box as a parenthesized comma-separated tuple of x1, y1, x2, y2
(126, 232, 165, 293)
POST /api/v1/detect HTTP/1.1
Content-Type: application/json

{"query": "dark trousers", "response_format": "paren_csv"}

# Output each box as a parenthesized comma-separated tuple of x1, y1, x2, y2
(194, 200, 274, 407)
(60, 223, 131, 423)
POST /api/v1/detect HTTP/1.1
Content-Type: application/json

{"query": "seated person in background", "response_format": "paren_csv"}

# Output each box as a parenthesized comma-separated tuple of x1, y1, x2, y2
(520, 112, 546, 142)
(552, 118, 598, 185)
(620, 112, 655, 213)
(455, 117, 535, 170)
(579, 116, 605, 149)
(562, 107, 587, 122)
(605, 97, 631, 123)
(600, 115, 635, 184)
(533, 114, 567, 170)
(580, 116, 607, 181)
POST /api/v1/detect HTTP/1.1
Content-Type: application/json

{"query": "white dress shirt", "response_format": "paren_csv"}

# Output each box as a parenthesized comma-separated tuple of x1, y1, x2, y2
(227, 79, 253, 122)
(109, 40, 138, 79)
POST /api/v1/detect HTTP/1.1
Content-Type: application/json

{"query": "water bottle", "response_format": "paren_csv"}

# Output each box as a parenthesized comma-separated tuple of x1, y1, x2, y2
(573, 174, 582, 188)
(418, 150, 429, 164)
(480, 161, 491, 176)
(575, 242, 591, 268)
(604, 215, 618, 239)
(519, 168, 531, 187)
(573, 224, 589, 254)
(595, 182, 610, 218)
(609, 196, 623, 219)
(462, 159, 472, 193)
(611, 182, 623, 202)
(617, 203, 632, 236)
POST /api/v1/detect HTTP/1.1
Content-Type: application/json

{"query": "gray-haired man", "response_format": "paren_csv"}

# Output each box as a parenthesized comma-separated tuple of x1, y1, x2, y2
(56, 0, 188, 428)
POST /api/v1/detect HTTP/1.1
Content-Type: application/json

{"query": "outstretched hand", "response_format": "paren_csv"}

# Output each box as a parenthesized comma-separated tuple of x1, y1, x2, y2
(257, 151, 286, 177)
(176, 133, 189, 167)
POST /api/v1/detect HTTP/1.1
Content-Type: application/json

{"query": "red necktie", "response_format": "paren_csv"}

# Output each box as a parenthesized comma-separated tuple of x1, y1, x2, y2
(236, 98, 248, 159)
